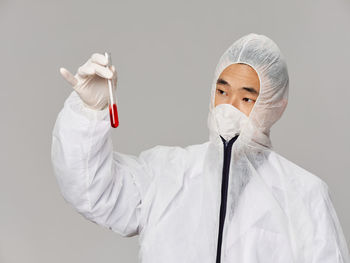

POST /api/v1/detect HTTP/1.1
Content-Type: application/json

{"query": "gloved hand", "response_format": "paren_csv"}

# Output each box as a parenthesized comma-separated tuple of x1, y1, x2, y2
(59, 53, 117, 110)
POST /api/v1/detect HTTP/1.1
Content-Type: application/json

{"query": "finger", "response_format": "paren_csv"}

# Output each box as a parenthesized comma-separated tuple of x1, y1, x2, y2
(91, 53, 108, 66)
(60, 67, 78, 86)
(78, 61, 95, 78)
(91, 62, 113, 79)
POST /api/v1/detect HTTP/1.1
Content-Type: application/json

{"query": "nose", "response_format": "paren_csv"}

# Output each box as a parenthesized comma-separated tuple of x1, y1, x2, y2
(228, 95, 240, 109)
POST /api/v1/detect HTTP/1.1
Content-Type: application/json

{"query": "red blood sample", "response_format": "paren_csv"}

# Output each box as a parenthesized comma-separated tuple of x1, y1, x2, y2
(109, 103, 119, 128)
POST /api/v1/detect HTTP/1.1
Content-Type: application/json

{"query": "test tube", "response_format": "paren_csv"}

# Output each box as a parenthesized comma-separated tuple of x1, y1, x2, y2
(104, 52, 119, 128)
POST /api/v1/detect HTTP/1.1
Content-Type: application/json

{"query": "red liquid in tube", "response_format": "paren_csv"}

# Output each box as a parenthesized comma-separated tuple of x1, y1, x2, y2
(109, 103, 119, 128)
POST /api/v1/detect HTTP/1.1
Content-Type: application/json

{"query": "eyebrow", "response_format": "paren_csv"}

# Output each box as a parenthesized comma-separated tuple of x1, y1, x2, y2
(216, 78, 230, 86)
(216, 78, 259, 95)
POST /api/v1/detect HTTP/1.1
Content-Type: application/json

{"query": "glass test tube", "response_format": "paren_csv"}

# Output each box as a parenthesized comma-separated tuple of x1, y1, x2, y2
(104, 52, 119, 128)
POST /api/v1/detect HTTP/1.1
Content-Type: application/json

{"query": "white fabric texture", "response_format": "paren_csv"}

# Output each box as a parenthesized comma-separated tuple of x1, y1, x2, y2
(51, 33, 350, 263)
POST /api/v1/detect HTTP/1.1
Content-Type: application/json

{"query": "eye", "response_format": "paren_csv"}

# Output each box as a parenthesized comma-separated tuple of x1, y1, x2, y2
(243, 98, 255, 103)
(216, 89, 227, 96)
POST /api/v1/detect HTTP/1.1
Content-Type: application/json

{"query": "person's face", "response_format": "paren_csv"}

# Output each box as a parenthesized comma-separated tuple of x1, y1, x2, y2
(214, 63, 260, 117)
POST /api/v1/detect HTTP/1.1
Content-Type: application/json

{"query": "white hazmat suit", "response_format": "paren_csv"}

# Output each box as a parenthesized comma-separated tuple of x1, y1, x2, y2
(51, 33, 350, 263)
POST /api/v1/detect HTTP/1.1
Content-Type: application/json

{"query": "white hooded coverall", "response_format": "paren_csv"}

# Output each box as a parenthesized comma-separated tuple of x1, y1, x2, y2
(51, 33, 350, 263)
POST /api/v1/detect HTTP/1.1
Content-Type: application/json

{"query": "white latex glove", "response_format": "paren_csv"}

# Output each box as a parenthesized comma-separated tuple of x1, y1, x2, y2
(59, 53, 117, 110)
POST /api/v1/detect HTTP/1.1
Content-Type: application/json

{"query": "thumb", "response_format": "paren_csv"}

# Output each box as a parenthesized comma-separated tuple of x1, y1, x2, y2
(59, 67, 78, 86)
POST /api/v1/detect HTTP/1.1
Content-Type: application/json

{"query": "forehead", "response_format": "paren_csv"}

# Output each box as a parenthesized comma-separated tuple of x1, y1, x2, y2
(219, 63, 260, 83)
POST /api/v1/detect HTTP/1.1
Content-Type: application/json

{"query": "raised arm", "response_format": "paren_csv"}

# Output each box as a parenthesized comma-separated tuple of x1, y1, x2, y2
(51, 52, 156, 237)
(51, 91, 156, 237)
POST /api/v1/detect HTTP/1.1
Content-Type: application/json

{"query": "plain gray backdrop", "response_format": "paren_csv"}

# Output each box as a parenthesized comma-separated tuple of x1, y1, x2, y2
(1, 0, 349, 262)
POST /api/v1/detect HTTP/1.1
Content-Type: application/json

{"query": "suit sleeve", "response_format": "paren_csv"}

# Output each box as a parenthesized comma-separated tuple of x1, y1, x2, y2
(51, 91, 155, 237)
(310, 180, 350, 263)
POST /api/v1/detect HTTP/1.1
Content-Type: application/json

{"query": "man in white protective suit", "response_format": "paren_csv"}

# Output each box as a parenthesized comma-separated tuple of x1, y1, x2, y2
(51, 33, 350, 262)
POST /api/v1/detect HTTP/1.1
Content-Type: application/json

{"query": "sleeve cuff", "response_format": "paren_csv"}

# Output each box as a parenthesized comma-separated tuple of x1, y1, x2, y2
(64, 91, 110, 122)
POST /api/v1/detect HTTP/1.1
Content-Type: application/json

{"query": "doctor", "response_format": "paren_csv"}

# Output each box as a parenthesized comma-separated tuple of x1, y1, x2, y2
(52, 33, 350, 262)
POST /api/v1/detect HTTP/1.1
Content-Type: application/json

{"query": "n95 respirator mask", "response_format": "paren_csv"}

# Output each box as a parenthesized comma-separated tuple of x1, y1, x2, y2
(209, 103, 248, 142)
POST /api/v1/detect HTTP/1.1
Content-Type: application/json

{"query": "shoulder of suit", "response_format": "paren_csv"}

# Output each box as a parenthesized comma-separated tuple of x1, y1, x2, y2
(266, 151, 328, 194)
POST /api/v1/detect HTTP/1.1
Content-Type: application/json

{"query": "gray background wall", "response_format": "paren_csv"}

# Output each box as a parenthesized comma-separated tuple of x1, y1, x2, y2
(1, 0, 349, 262)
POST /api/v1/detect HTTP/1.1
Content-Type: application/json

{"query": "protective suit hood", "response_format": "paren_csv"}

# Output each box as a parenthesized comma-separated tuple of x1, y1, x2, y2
(207, 33, 289, 149)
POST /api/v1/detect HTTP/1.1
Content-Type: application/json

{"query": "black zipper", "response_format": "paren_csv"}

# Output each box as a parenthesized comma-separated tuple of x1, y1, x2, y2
(215, 134, 239, 263)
